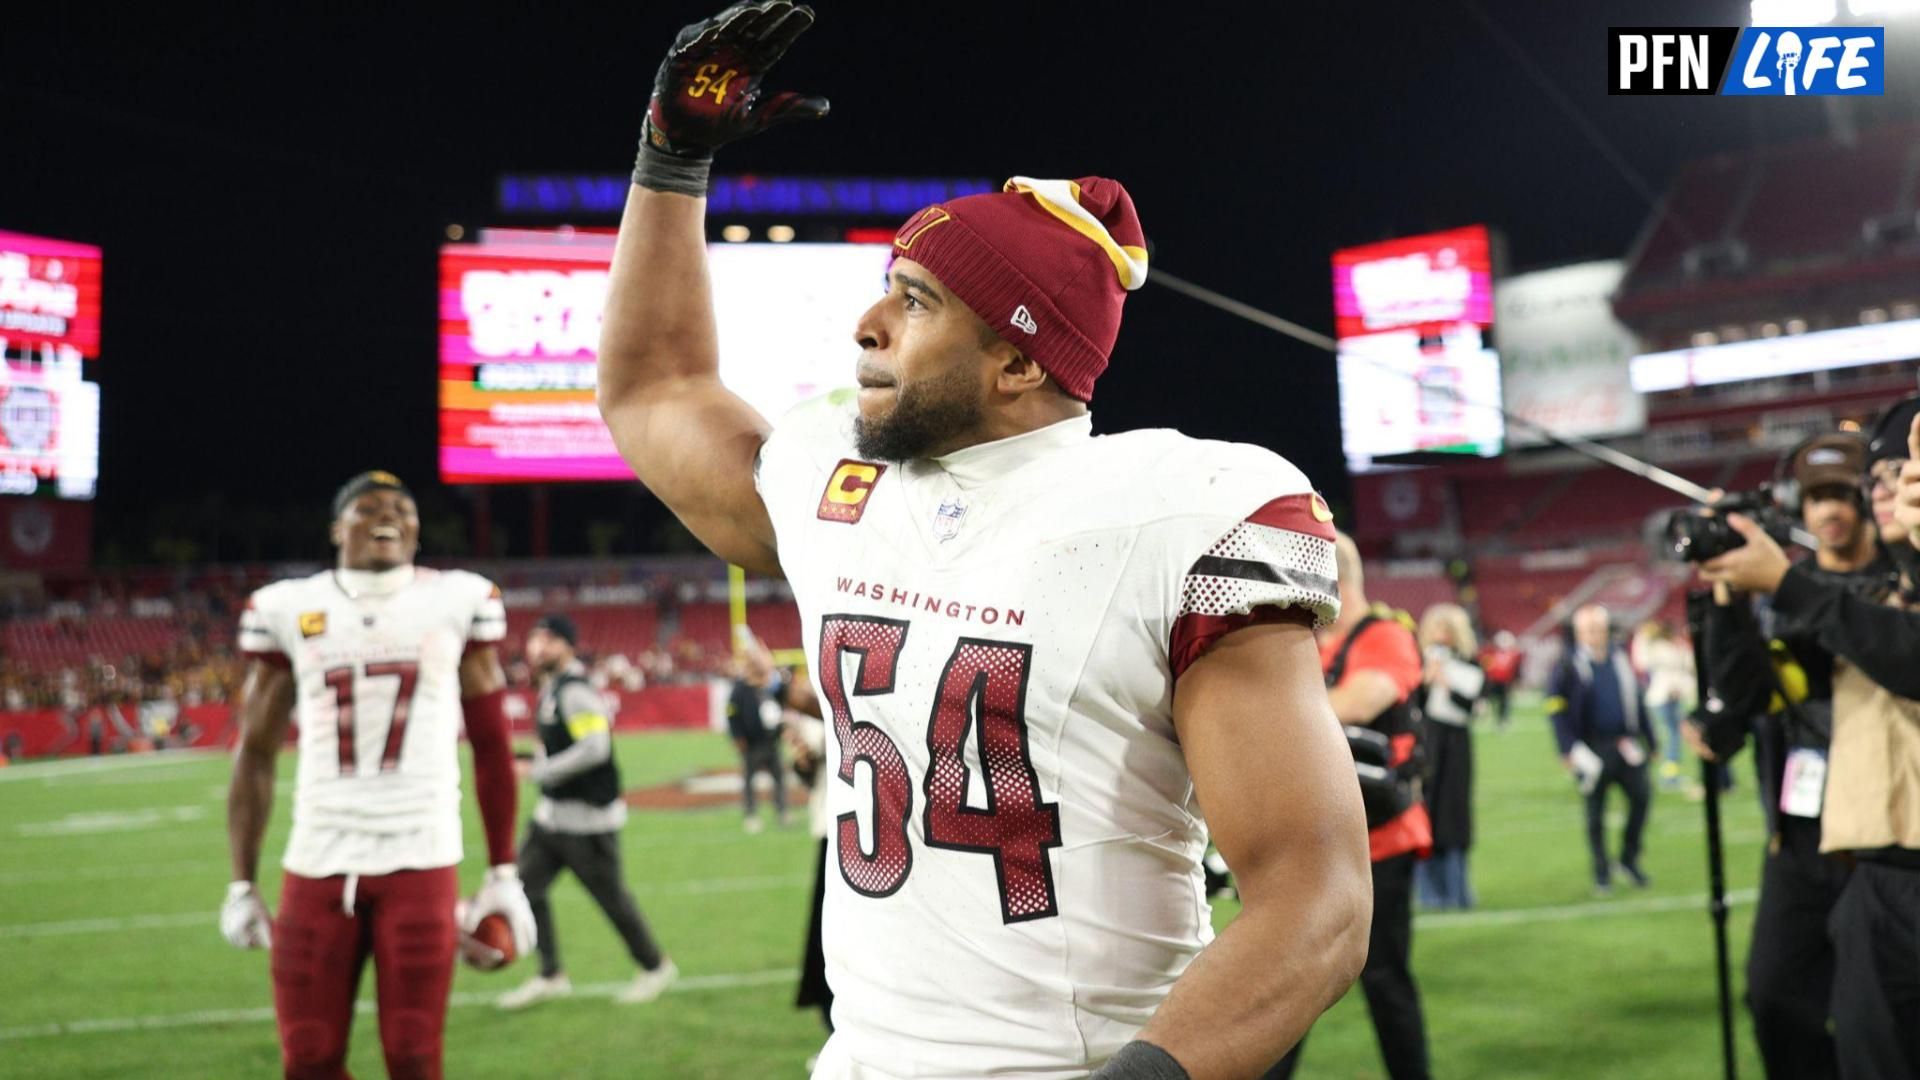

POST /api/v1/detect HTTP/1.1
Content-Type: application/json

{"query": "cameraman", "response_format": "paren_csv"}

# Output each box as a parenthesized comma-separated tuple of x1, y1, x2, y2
(1694, 434, 1890, 1080)
(1701, 409, 1920, 1080)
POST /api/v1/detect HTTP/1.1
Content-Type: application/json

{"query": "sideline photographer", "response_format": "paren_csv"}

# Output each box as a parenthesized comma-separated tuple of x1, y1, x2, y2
(1692, 434, 1892, 1080)
(1699, 402, 1920, 1080)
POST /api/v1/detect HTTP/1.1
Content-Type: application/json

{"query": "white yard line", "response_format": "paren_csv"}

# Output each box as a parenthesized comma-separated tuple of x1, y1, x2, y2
(0, 968, 796, 1043)
(0, 860, 805, 890)
(1417, 888, 1758, 930)
(0, 874, 810, 937)
(0, 750, 220, 784)
(12, 805, 209, 837)
(1, 880, 1752, 945)
(622, 829, 794, 850)
(0, 888, 1767, 1043)
(0, 860, 218, 886)
(0, 912, 210, 939)
(645, 873, 808, 895)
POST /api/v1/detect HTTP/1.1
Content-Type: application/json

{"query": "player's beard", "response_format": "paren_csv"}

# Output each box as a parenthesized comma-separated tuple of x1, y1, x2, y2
(853, 362, 984, 462)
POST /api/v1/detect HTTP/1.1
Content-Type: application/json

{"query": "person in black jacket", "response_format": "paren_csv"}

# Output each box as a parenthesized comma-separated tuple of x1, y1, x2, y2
(498, 614, 676, 1010)
(1692, 434, 1887, 1080)
(1703, 405, 1920, 1080)
(727, 631, 788, 833)
(1548, 604, 1657, 896)
(1415, 603, 1484, 910)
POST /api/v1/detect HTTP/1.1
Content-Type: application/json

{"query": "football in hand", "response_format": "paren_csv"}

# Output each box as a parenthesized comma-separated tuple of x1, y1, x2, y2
(456, 902, 515, 972)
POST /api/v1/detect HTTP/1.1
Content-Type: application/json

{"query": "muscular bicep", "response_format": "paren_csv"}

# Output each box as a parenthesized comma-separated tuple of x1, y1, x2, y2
(1174, 621, 1370, 898)
(598, 376, 781, 578)
(233, 661, 295, 757)
(459, 645, 506, 699)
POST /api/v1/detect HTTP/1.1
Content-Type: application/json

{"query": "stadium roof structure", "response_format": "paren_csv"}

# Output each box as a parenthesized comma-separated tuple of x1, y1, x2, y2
(1615, 123, 1920, 331)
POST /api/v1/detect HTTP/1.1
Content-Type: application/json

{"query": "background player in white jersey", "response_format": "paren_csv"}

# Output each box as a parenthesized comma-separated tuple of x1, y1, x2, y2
(221, 471, 535, 1080)
(594, 4, 1372, 1078)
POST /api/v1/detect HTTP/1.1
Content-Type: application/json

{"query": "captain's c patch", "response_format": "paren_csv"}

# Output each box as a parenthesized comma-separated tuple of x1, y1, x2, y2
(818, 459, 887, 524)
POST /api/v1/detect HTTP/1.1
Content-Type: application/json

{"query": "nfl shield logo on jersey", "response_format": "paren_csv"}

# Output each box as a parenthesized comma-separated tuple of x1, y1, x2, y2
(932, 499, 968, 542)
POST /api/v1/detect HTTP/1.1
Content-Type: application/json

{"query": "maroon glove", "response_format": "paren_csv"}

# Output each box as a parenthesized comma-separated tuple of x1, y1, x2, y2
(635, 0, 829, 195)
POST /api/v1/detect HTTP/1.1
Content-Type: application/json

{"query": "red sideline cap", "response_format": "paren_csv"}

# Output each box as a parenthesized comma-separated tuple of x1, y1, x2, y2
(891, 176, 1147, 401)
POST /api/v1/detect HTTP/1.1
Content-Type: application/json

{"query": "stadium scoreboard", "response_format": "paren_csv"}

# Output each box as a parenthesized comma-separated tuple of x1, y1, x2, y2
(1331, 225, 1503, 468)
(439, 229, 890, 484)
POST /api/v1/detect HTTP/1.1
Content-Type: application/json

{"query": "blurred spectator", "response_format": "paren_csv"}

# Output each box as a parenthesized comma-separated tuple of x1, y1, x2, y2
(1549, 605, 1657, 896)
(780, 667, 832, 1068)
(0, 638, 243, 711)
(1478, 630, 1522, 732)
(139, 688, 181, 749)
(726, 632, 787, 834)
(1630, 619, 1696, 792)
(82, 702, 134, 755)
(1416, 604, 1485, 911)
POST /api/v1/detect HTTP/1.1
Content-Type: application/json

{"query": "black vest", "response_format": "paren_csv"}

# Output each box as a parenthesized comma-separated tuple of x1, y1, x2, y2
(1327, 612, 1425, 745)
(538, 670, 622, 806)
(1329, 612, 1427, 828)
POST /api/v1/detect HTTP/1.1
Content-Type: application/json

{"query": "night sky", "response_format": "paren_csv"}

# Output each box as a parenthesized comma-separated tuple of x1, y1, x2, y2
(5, 0, 1831, 564)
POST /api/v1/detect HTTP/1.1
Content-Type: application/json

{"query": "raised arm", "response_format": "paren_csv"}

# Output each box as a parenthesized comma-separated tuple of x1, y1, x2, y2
(595, 1, 828, 578)
(1116, 618, 1372, 1079)
(598, 189, 781, 575)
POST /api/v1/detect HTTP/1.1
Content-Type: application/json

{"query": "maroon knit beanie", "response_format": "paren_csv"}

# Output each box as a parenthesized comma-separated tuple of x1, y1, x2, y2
(890, 176, 1148, 401)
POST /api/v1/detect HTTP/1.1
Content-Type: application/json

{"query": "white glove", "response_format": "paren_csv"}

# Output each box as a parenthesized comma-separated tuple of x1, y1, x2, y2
(465, 864, 536, 957)
(220, 881, 273, 950)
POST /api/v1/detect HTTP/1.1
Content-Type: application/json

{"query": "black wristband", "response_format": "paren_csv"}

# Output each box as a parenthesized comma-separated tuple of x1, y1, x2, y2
(1089, 1041, 1191, 1080)
(631, 122, 713, 198)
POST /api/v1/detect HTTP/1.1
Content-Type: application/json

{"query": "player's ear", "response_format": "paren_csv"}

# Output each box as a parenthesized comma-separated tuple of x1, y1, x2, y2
(993, 346, 1048, 396)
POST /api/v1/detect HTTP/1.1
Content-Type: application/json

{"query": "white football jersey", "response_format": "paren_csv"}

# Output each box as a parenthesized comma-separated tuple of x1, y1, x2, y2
(757, 392, 1340, 1079)
(238, 566, 507, 878)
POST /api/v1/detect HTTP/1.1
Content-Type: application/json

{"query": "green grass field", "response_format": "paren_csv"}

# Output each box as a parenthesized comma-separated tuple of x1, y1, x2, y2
(0, 704, 1768, 1078)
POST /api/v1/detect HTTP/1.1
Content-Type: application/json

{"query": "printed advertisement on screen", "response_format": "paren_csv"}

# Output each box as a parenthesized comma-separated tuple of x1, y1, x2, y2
(439, 231, 890, 484)
(1332, 225, 1501, 466)
(0, 230, 103, 364)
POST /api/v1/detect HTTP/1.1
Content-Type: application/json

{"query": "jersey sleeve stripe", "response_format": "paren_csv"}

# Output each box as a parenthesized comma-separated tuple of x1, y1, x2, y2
(1245, 493, 1337, 542)
(1169, 606, 1317, 680)
(1169, 497, 1342, 678)
(469, 587, 509, 645)
(1187, 555, 1337, 598)
(236, 603, 285, 661)
(1177, 522, 1339, 625)
(241, 648, 292, 669)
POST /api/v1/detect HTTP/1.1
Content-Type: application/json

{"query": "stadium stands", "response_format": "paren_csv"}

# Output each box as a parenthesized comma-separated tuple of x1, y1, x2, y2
(0, 559, 809, 723)
(1621, 125, 1920, 303)
(3, 614, 212, 668)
